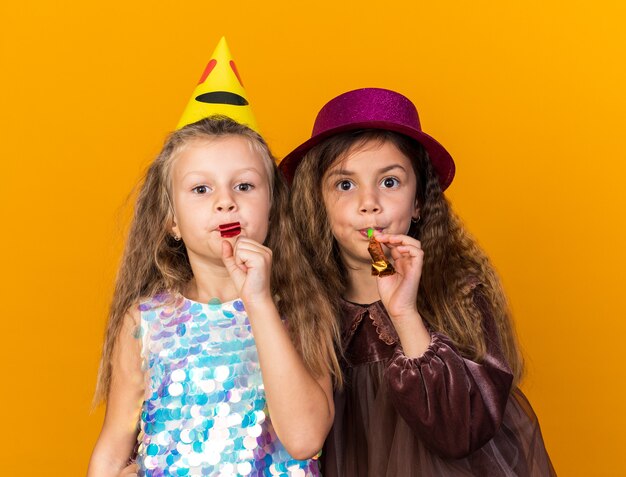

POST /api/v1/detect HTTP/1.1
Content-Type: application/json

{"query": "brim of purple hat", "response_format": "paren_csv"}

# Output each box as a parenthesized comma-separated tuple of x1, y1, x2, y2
(279, 120, 455, 191)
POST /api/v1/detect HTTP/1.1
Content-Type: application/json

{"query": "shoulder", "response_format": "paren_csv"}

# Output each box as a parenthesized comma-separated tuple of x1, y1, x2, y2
(137, 291, 177, 313)
(115, 305, 143, 348)
(112, 303, 147, 370)
(124, 292, 178, 340)
(133, 292, 182, 326)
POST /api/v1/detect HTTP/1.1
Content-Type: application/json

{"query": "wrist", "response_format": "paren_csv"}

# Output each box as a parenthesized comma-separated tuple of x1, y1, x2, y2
(242, 293, 275, 313)
(388, 308, 421, 326)
(390, 311, 431, 358)
(388, 309, 427, 335)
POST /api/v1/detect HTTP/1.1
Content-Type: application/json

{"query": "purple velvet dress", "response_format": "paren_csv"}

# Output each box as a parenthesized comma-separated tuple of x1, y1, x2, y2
(321, 291, 556, 476)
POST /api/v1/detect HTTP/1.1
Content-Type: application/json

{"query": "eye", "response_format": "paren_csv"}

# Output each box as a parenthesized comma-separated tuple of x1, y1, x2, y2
(236, 183, 254, 192)
(381, 177, 400, 189)
(192, 185, 210, 194)
(336, 180, 354, 191)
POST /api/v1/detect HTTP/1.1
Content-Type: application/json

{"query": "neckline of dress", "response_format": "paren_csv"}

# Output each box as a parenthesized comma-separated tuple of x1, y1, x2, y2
(342, 297, 382, 308)
(175, 292, 242, 308)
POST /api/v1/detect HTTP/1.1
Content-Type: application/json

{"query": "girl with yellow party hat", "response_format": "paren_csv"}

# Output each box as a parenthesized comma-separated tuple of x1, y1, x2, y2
(87, 38, 339, 477)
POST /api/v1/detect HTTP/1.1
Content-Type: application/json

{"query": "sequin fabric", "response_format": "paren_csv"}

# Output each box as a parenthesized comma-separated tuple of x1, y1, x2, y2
(136, 293, 320, 477)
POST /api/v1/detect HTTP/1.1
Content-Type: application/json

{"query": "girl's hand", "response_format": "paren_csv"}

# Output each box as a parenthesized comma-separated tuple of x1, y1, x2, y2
(222, 237, 273, 305)
(373, 232, 423, 323)
(117, 463, 139, 477)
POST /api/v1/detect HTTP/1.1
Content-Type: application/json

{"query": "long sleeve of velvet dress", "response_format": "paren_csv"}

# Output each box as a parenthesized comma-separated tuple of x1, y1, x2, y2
(320, 290, 556, 477)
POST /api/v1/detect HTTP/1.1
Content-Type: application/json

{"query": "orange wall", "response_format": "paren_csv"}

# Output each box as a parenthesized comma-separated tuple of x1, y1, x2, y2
(1, 1, 625, 475)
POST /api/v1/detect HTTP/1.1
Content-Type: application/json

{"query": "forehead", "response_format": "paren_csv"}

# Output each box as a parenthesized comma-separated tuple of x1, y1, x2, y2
(171, 136, 267, 177)
(329, 139, 414, 173)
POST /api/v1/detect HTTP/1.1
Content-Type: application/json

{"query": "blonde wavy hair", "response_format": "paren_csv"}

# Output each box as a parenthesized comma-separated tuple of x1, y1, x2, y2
(94, 116, 342, 405)
(288, 130, 524, 385)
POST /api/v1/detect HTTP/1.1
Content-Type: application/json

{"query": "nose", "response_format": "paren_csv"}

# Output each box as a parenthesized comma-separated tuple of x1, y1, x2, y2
(359, 187, 381, 214)
(215, 191, 237, 212)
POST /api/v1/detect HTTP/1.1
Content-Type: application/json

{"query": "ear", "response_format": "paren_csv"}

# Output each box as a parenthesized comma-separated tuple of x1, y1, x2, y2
(412, 198, 421, 221)
(170, 216, 181, 240)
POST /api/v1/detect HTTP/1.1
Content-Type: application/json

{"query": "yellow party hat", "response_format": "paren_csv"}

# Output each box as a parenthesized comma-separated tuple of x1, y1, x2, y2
(176, 37, 259, 132)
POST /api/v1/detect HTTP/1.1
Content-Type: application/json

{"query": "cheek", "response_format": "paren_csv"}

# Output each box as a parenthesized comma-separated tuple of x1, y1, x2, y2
(321, 196, 338, 226)
(405, 197, 418, 215)
(394, 202, 415, 228)
(259, 191, 272, 219)
(395, 185, 419, 216)
(248, 195, 271, 231)
(326, 210, 350, 242)
(176, 201, 209, 231)
(322, 189, 342, 217)
(321, 187, 352, 236)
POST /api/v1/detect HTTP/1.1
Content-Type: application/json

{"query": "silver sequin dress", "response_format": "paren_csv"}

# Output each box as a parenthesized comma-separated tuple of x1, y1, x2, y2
(136, 292, 320, 477)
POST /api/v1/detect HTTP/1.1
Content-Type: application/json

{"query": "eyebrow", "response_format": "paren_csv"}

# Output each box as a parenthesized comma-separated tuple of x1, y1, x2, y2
(326, 164, 408, 178)
(181, 167, 264, 180)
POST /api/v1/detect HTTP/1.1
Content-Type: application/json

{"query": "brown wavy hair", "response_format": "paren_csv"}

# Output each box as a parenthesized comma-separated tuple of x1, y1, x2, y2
(94, 116, 342, 405)
(288, 130, 524, 385)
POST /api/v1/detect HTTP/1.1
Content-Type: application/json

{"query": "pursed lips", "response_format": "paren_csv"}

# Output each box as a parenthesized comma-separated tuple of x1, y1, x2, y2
(359, 227, 384, 238)
(213, 221, 242, 233)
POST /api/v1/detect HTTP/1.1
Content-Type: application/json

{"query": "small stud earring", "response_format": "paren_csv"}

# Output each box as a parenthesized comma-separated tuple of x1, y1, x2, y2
(173, 234, 181, 241)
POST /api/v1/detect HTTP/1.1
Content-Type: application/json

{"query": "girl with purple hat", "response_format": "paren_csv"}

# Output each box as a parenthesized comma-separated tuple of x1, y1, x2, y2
(280, 88, 555, 476)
